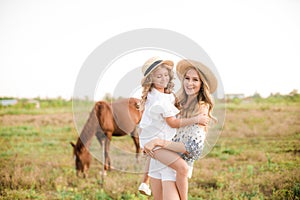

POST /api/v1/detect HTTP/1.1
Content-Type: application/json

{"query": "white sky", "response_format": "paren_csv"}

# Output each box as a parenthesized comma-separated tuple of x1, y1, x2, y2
(1, 0, 299, 99)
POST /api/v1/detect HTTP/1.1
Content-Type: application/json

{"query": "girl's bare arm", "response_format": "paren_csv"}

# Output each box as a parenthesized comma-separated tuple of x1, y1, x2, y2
(165, 113, 209, 128)
(144, 138, 187, 154)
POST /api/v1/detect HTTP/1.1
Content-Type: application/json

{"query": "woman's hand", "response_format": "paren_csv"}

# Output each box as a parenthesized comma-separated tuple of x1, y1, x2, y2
(196, 114, 210, 126)
(143, 139, 159, 157)
(144, 138, 165, 157)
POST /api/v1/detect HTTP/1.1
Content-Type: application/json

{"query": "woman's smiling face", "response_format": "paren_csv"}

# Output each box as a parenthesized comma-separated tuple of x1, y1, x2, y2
(183, 68, 201, 96)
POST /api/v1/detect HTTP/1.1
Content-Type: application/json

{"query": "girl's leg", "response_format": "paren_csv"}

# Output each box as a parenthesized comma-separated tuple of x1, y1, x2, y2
(153, 149, 189, 200)
(162, 181, 180, 200)
(150, 178, 163, 200)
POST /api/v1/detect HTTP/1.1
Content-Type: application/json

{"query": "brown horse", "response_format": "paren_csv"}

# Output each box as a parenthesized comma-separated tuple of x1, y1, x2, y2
(70, 98, 142, 178)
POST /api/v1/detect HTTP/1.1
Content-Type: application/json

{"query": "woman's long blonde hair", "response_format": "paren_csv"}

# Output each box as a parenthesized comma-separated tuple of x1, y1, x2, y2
(138, 64, 175, 111)
(176, 66, 217, 123)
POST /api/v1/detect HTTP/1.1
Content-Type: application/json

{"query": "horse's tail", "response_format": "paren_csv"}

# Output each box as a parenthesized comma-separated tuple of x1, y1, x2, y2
(128, 98, 143, 124)
(94, 101, 114, 132)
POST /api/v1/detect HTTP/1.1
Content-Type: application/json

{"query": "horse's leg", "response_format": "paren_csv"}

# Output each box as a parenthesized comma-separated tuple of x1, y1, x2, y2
(131, 128, 141, 162)
(95, 131, 105, 147)
(104, 132, 112, 171)
(83, 164, 89, 178)
(95, 130, 107, 176)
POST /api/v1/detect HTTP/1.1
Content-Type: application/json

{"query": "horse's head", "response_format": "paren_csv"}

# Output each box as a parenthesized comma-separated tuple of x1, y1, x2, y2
(70, 141, 92, 178)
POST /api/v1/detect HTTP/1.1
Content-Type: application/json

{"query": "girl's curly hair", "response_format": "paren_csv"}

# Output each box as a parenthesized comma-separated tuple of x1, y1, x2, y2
(138, 64, 176, 111)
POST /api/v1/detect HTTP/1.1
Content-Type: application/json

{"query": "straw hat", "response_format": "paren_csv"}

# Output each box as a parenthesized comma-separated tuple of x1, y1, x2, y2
(141, 57, 174, 84)
(176, 59, 218, 93)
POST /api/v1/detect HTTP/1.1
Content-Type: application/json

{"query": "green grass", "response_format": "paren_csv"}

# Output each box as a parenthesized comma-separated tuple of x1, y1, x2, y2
(0, 100, 299, 199)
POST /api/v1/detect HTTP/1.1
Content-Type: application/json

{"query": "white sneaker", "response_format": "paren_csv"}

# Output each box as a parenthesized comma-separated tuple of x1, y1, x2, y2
(138, 183, 151, 196)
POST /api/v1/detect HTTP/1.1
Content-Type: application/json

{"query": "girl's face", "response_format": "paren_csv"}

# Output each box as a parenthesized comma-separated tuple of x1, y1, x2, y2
(183, 68, 201, 96)
(151, 67, 170, 92)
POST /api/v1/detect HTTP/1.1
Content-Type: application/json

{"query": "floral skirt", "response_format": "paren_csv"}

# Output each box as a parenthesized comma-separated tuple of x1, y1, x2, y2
(172, 124, 206, 164)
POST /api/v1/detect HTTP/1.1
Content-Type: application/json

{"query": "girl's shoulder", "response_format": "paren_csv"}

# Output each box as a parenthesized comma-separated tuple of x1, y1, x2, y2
(151, 89, 175, 100)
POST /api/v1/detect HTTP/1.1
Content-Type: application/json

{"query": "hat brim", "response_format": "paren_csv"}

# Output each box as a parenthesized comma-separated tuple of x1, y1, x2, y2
(141, 60, 174, 85)
(176, 59, 218, 93)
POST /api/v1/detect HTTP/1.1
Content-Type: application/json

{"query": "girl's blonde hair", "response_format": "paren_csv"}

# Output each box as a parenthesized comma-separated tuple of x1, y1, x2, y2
(176, 66, 217, 123)
(139, 64, 175, 111)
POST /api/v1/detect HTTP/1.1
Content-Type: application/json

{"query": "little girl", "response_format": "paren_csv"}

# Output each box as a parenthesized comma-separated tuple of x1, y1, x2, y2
(137, 57, 209, 200)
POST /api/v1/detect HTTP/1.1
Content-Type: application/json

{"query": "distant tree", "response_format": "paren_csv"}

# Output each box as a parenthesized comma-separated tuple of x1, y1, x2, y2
(270, 92, 284, 98)
(103, 93, 115, 102)
(288, 89, 300, 102)
(289, 89, 298, 96)
(252, 92, 261, 99)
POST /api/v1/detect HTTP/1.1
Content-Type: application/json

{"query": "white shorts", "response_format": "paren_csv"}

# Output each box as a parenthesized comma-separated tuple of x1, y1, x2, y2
(148, 158, 176, 182)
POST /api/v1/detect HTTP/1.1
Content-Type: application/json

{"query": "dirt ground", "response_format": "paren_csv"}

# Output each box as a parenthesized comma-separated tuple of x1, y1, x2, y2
(0, 113, 73, 127)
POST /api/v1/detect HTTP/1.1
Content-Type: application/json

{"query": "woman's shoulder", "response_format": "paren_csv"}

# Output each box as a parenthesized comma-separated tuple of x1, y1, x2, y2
(197, 101, 209, 114)
(199, 101, 209, 108)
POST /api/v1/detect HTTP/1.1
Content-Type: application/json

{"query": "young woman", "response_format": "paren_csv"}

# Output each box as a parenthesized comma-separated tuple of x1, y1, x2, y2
(137, 57, 210, 200)
(143, 59, 218, 198)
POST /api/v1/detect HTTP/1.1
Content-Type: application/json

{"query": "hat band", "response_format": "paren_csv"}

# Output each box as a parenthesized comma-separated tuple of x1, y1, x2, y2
(144, 60, 162, 76)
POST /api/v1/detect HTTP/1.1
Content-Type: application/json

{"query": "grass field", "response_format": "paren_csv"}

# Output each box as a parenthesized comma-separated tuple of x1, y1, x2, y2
(0, 99, 299, 199)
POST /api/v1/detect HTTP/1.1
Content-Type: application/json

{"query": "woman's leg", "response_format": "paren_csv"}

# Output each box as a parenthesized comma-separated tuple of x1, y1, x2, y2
(153, 149, 189, 200)
(138, 156, 151, 196)
(142, 156, 150, 183)
(150, 178, 163, 200)
(162, 181, 180, 200)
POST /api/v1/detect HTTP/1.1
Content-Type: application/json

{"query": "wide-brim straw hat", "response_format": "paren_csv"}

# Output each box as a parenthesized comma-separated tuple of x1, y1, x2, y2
(141, 57, 174, 84)
(176, 59, 218, 93)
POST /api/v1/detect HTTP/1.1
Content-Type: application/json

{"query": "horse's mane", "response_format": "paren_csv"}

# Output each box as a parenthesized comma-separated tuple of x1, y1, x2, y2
(78, 108, 100, 148)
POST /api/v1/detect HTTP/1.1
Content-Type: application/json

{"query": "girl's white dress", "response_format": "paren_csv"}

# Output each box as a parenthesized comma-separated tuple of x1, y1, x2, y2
(139, 88, 180, 149)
